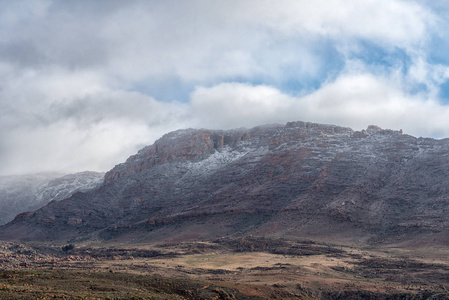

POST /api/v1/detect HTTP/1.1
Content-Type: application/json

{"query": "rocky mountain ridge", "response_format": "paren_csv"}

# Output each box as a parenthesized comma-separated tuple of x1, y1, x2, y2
(0, 171, 104, 225)
(1, 121, 448, 245)
(104, 121, 355, 183)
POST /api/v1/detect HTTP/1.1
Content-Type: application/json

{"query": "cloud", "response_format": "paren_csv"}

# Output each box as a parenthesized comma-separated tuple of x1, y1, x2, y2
(0, 67, 190, 174)
(0, 0, 434, 83)
(1, 0, 449, 175)
(190, 83, 297, 129)
(0, 91, 190, 175)
(190, 72, 449, 138)
(236, 0, 430, 46)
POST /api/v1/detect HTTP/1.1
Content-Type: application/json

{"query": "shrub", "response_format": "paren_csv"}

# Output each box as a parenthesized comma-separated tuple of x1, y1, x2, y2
(62, 244, 75, 252)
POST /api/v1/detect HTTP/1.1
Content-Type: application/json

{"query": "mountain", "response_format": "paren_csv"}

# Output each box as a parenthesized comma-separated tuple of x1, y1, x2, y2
(2, 121, 449, 245)
(0, 171, 104, 225)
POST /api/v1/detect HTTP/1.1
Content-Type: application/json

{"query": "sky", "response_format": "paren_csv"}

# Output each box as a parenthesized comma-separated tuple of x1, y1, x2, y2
(2, 0, 449, 175)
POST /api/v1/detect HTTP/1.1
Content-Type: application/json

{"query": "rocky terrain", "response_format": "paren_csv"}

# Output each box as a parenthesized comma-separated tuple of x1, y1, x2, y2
(0, 238, 448, 299)
(0, 171, 104, 225)
(1, 121, 449, 245)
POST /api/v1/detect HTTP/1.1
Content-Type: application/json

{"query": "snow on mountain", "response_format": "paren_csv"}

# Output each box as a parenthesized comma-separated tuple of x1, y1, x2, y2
(0, 171, 104, 225)
(4, 121, 449, 245)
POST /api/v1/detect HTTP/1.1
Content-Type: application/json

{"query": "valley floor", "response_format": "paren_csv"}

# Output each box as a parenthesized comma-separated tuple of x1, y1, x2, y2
(0, 237, 449, 299)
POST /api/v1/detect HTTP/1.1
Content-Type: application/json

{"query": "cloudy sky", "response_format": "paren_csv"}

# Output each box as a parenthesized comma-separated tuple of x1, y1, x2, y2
(2, 0, 449, 175)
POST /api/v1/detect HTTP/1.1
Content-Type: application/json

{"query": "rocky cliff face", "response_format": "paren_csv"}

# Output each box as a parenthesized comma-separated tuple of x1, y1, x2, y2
(0, 171, 104, 225)
(104, 121, 352, 183)
(1, 121, 448, 244)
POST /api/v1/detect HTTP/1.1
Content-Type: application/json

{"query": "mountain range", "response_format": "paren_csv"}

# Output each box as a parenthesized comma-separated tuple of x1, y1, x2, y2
(0, 171, 104, 225)
(1, 121, 449, 245)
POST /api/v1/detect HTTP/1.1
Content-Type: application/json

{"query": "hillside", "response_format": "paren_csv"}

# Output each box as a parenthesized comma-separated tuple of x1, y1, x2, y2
(1, 121, 449, 245)
(0, 171, 104, 225)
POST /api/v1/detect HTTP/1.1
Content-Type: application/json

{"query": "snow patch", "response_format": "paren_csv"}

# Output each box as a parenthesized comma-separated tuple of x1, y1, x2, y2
(185, 145, 252, 175)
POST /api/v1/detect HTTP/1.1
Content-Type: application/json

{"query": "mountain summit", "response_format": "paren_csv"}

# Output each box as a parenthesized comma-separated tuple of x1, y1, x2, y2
(1, 121, 449, 245)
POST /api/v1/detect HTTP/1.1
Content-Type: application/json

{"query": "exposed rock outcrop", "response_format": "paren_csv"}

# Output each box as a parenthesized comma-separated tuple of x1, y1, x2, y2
(2, 121, 449, 245)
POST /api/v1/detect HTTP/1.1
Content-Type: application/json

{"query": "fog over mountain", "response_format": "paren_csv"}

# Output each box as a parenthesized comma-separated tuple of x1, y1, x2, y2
(2, 1, 449, 175)
(3, 121, 449, 246)
(0, 171, 104, 225)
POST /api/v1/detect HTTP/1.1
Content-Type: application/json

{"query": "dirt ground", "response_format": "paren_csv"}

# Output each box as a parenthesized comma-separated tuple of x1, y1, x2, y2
(1, 237, 449, 299)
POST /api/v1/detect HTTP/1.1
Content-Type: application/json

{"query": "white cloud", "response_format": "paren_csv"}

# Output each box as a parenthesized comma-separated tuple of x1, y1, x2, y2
(1, 120, 151, 175)
(111, 0, 433, 83)
(190, 83, 298, 129)
(234, 0, 431, 48)
(190, 73, 449, 138)
(407, 55, 449, 97)
(0, 80, 190, 175)
(2, 0, 430, 82)
(1, 0, 448, 175)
